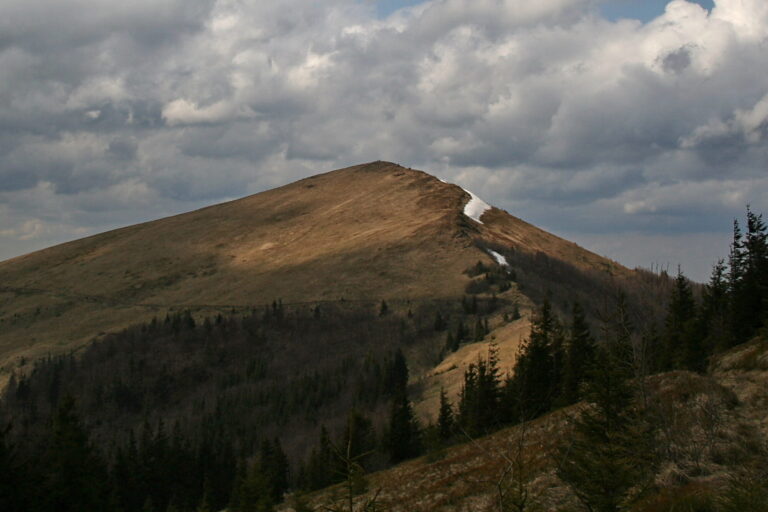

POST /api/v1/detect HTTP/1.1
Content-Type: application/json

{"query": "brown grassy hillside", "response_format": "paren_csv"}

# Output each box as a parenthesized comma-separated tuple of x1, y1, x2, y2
(0, 161, 638, 386)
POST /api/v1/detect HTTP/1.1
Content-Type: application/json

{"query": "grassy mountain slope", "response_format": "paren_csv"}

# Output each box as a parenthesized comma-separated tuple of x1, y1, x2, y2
(0, 161, 643, 386)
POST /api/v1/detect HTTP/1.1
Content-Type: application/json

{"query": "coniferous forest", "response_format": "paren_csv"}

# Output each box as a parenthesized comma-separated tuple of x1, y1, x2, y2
(1, 208, 767, 511)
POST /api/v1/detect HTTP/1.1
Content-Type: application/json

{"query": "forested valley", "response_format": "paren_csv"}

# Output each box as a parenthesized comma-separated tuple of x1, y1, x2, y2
(1, 208, 767, 511)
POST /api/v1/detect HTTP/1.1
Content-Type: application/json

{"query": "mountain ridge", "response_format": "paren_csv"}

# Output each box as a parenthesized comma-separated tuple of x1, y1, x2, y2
(0, 161, 635, 384)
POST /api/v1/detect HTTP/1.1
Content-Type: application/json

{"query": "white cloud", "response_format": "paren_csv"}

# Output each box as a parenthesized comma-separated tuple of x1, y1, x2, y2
(681, 91, 768, 147)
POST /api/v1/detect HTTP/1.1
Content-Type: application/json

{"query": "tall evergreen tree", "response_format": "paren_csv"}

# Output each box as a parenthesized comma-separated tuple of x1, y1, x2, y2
(259, 438, 289, 503)
(560, 303, 596, 406)
(302, 426, 339, 491)
(740, 208, 768, 338)
(458, 346, 502, 437)
(112, 429, 144, 512)
(437, 388, 455, 442)
(556, 347, 656, 512)
(238, 461, 275, 512)
(0, 422, 29, 512)
(40, 396, 107, 512)
(478, 344, 502, 431)
(728, 218, 749, 343)
(228, 458, 249, 511)
(386, 389, 421, 463)
(510, 300, 559, 418)
(660, 270, 697, 371)
(386, 349, 408, 395)
(699, 259, 731, 355)
(458, 362, 480, 436)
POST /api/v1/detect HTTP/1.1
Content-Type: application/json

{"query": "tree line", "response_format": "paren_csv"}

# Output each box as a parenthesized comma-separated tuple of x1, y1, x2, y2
(0, 294, 504, 511)
(1, 207, 765, 511)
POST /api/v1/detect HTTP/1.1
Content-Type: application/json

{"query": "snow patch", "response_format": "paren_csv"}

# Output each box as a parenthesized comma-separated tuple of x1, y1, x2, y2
(435, 176, 491, 224)
(487, 249, 508, 267)
(462, 188, 491, 224)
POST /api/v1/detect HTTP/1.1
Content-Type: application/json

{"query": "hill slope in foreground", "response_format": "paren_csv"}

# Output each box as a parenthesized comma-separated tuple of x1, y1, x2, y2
(0, 161, 636, 386)
(288, 338, 768, 511)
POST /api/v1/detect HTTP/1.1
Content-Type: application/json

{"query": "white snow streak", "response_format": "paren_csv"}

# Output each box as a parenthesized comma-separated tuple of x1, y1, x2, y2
(461, 188, 491, 224)
(487, 249, 508, 267)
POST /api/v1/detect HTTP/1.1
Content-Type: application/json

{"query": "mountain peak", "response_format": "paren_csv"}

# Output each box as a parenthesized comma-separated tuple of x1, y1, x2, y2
(0, 162, 627, 382)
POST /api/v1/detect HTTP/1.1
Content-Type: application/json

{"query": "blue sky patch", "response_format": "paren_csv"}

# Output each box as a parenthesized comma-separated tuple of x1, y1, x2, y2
(371, 0, 715, 21)
(600, 0, 714, 22)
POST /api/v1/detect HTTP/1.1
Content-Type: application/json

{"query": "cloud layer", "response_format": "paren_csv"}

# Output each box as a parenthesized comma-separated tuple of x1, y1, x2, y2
(2, 0, 767, 280)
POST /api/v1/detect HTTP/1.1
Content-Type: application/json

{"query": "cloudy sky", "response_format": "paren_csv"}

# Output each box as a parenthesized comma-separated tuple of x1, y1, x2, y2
(1, 0, 767, 281)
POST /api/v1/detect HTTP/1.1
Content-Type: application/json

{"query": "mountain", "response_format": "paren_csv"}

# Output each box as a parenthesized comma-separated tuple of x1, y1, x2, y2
(0, 161, 647, 387)
(4, 161, 766, 512)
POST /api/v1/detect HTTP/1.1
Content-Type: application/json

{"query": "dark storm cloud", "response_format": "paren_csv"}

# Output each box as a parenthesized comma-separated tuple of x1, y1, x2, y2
(1, 0, 768, 281)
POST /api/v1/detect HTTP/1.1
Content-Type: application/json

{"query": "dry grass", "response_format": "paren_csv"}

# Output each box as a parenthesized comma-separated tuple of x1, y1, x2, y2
(414, 308, 532, 423)
(710, 337, 768, 373)
(0, 163, 475, 377)
(283, 407, 580, 512)
(282, 358, 768, 512)
(710, 337, 768, 438)
(0, 161, 634, 387)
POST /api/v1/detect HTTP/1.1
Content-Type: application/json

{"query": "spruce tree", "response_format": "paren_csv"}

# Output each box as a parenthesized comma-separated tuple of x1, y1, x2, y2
(259, 438, 289, 503)
(699, 260, 731, 355)
(458, 363, 480, 436)
(740, 208, 768, 338)
(239, 461, 275, 512)
(510, 300, 558, 418)
(556, 347, 655, 512)
(437, 388, 455, 442)
(229, 458, 248, 510)
(303, 426, 338, 491)
(458, 345, 503, 436)
(387, 389, 421, 463)
(560, 303, 596, 406)
(728, 218, 749, 343)
(386, 349, 408, 394)
(41, 396, 107, 512)
(477, 344, 502, 432)
(0, 422, 28, 512)
(112, 429, 144, 512)
(661, 270, 697, 371)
